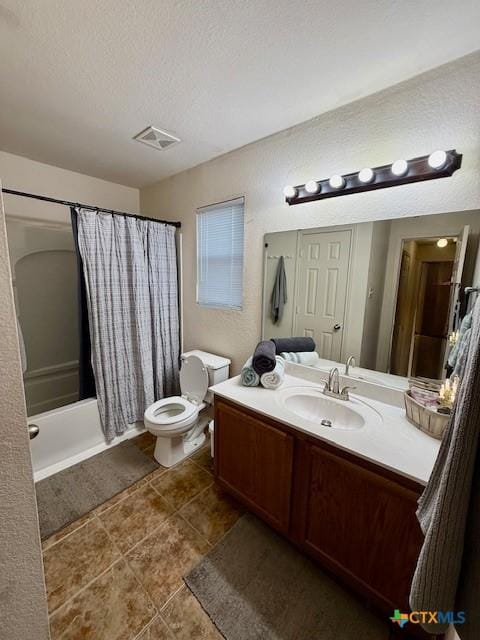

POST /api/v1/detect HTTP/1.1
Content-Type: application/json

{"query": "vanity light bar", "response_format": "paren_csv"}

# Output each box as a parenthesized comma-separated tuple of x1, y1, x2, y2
(284, 150, 462, 205)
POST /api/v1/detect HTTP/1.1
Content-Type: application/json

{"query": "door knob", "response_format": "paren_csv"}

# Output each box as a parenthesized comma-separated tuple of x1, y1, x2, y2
(333, 323, 342, 331)
(28, 424, 40, 440)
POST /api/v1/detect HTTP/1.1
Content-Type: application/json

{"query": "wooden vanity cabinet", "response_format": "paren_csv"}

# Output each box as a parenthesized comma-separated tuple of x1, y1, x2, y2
(214, 400, 294, 534)
(294, 440, 424, 611)
(214, 396, 430, 636)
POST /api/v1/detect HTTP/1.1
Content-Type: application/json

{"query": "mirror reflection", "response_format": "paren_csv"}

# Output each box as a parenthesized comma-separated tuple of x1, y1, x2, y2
(262, 211, 480, 388)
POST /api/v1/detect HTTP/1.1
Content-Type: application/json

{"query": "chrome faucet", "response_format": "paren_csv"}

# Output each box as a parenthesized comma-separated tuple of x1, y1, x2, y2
(345, 355, 356, 376)
(323, 367, 355, 401)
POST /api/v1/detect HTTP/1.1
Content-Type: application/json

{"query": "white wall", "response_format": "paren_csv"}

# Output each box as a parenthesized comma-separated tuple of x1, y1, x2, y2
(141, 52, 480, 374)
(0, 150, 139, 224)
(361, 221, 391, 369)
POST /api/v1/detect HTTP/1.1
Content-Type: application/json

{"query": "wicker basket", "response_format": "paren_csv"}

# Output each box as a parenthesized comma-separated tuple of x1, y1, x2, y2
(404, 391, 449, 440)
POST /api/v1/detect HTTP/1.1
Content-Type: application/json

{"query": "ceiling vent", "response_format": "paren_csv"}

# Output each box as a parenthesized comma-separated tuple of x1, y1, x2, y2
(133, 126, 181, 151)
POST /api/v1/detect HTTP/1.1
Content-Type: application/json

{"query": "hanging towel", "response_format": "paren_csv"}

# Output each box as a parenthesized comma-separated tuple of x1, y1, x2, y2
(410, 297, 480, 639)
(448, 311, 472, 369)
(260, 356, 285, 389)
(280, 351, 320, 366)
(252, 340, 277, 375)
(240, 357, 260, 387)
(270, 256, 287, 324)
(453, 327, 472, 380)
(271, 336, 316, 354)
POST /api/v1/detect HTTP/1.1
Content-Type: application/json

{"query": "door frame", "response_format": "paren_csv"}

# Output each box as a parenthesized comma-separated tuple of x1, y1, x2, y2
(385, 228, 467, 375)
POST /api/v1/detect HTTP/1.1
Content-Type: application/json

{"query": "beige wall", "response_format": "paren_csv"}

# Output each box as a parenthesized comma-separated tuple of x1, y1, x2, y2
(0, 150, 139, 224)
(0, 185, 50, 638)
(141, 52, 480, 374)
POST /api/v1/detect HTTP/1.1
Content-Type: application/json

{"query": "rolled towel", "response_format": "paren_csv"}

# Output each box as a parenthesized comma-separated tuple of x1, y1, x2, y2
(252, 340, 277, 375)
(241, 357, 260, 387)
(271, 336, 315, 354)
(260, 356, 285, 390)
(280, 351, 320, 366)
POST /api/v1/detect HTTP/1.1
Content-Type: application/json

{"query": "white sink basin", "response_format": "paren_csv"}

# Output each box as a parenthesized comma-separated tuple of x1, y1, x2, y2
(276, 386, 382, 431)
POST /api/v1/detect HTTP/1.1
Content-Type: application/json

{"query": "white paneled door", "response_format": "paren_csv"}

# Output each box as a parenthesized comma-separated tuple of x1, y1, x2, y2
(294, 230, 351, 361)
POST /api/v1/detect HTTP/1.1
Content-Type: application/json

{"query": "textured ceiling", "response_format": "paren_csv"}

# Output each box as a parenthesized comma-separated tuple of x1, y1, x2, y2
(0, 1, 479, 188)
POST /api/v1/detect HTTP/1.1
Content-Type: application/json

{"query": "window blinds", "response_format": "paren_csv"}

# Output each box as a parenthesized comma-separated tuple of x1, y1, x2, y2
(196, 197, 245, 310)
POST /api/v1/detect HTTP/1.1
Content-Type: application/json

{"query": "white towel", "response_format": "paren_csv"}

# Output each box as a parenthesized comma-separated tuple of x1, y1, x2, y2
(280, 351, 320, 366)
(260, 356, 285, 389)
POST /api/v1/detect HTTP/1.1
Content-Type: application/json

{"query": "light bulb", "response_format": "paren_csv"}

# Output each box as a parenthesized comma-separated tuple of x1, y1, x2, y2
(391, 160, 408, 176)
(428, 150, 447, 170)
(283, 185, 297, 198)
(437, 238, 448, 248)
(305, 180, 320, 194)
(358, 168, 374, 184)
(329, 175, 345, 190)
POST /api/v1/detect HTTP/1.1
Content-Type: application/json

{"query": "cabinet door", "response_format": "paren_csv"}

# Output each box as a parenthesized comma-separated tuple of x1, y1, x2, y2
(215, 400, 294, 534)
(299, 443, 423, 609)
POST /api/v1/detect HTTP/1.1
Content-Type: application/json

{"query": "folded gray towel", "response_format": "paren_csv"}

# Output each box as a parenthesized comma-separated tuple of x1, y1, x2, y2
(252, 340, 277, 375)
(241, 357, 260, 387)
(271, 337, 316, 354)
(261, 356, 285, 389)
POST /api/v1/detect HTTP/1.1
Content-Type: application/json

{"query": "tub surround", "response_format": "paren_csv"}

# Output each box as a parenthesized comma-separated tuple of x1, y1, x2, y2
(211, 364, 440, 486)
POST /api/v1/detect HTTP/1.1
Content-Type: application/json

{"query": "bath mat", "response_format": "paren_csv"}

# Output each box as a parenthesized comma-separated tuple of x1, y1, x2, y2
(185, 513, 390, 640)
(36, 440, 158, 539)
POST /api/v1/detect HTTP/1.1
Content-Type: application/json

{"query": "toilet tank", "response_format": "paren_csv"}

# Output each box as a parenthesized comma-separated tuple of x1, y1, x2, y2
(181, 350, 231, 403)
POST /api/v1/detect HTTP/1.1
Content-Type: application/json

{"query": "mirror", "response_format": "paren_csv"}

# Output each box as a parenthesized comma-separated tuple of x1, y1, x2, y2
(262, 211, 480, 389)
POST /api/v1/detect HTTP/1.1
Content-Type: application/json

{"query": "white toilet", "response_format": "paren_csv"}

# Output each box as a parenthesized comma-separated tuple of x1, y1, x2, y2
(144, 350, 230, 467)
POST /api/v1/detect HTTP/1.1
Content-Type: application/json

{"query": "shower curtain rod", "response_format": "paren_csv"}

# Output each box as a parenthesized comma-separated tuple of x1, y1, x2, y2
(1, 188, 181, 228)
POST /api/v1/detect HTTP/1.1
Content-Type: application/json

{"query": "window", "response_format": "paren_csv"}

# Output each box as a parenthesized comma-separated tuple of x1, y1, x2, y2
(196, 197, 245, 310)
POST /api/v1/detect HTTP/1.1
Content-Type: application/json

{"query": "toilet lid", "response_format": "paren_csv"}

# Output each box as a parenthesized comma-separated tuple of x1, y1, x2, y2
(179, 355, 208, 404)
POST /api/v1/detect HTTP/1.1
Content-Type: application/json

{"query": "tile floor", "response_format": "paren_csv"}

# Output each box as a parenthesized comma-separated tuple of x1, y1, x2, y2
(42, 432, 243, 640)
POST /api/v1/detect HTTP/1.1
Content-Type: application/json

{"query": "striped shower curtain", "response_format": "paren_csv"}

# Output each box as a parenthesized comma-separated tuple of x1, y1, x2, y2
(75, 208, 179, 441)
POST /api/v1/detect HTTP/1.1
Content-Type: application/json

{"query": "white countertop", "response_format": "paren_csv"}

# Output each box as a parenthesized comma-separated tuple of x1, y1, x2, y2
(210, 373, 441, 487)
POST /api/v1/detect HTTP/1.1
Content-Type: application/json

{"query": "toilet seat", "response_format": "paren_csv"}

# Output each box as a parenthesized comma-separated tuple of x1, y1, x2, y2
(179, 355, 209, 404)
(144, 396, 197, 426)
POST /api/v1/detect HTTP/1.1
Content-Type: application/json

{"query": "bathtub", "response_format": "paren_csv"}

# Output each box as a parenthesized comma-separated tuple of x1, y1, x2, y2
(29, 398, 145, 481)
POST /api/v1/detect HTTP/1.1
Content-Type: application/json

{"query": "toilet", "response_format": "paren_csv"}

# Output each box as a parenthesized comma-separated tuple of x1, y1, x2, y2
(144, 350, 230, 467)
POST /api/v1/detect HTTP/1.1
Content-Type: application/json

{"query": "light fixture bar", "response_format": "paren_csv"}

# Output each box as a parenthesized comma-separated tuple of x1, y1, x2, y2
(284, 150, 462, 206)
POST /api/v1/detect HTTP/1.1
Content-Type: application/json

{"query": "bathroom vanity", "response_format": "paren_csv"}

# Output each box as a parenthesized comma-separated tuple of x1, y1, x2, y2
(212, 368, 441, 638)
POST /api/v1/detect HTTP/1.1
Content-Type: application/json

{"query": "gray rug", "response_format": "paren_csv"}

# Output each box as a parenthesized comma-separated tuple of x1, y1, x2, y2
(185, 514, 390, 640)
(36, 440, 157, 539)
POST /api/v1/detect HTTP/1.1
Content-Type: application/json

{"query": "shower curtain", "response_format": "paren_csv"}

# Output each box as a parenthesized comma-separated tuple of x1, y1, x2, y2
(74, 208, 180, 441)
